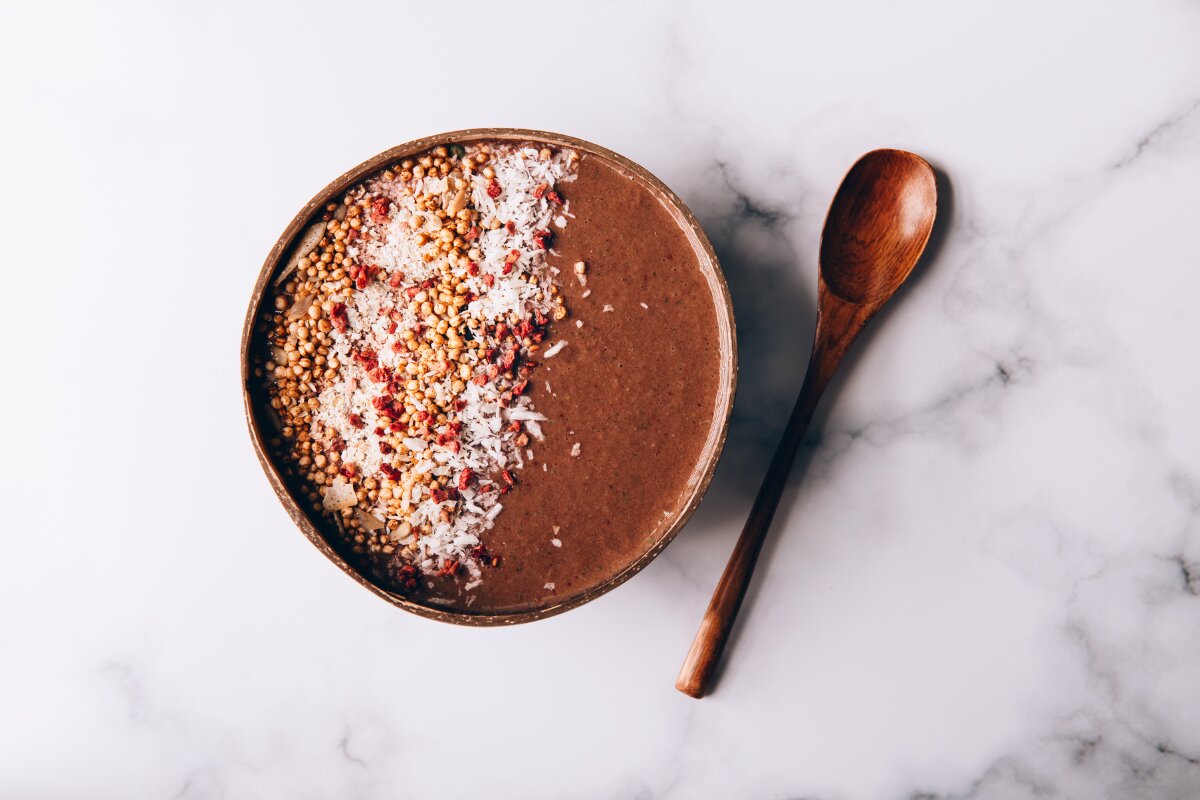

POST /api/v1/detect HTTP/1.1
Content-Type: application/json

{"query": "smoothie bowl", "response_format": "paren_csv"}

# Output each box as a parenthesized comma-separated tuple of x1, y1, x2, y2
(241, 129, 736, 624)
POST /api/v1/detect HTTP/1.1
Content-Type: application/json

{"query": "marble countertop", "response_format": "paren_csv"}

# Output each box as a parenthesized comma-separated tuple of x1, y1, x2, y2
(4, 1, 1199, 797)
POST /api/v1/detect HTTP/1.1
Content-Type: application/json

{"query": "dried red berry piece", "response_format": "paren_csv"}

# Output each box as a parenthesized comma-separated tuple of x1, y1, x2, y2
(330, 303, 348, 333)
(353, 347, 379, 370)
(502, 249, 520, 275)
(371, 197, 391, 222)
(470, 544, 500, 567)
(486, 180, 502, 198)
(396, 563, 419, 590)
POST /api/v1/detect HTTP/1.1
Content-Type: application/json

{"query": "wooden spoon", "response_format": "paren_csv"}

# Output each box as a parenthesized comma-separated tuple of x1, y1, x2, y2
(675, 149, 938, 698)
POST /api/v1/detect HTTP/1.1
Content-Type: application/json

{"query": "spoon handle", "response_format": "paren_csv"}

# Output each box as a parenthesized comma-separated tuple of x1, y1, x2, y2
(675, 287, 871, 698)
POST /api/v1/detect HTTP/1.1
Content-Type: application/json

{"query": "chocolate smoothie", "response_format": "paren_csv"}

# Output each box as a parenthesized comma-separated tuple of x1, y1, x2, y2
(440, 153, 722, 612)
(253, 138, 729, 617)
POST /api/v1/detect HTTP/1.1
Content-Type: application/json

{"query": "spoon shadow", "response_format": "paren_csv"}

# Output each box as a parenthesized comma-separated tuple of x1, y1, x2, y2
(706, 163, 955, 684)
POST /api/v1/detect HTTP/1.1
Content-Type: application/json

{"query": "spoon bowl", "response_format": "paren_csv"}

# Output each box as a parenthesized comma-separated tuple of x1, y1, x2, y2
(820, 149, 937, 305)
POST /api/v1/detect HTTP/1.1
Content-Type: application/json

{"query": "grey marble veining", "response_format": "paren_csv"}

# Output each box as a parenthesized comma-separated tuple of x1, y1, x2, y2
(2, 0, 1199, 797)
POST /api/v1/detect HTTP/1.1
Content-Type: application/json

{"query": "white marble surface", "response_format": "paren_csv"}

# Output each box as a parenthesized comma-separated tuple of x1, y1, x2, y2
(3, 0, 1200, 797)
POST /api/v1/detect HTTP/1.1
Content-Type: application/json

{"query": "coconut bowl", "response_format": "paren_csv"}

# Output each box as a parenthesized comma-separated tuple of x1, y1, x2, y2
(241, 129, 736, 625)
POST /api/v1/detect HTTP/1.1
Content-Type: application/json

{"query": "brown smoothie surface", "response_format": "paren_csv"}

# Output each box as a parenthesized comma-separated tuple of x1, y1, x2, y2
(431, 151, 722, 613)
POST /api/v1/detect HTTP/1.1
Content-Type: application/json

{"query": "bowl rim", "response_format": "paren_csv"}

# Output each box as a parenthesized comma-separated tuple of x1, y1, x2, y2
(241, 128, 738, 625)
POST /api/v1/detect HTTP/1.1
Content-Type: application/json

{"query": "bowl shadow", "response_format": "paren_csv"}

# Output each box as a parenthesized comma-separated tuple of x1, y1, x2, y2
(672, 179, 816, 553)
